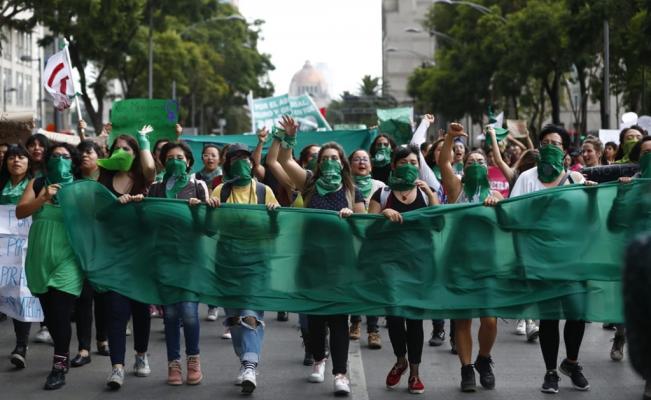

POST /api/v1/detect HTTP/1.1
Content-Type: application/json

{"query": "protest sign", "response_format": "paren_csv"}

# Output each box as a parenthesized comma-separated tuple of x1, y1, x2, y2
(110, 99, 179, 150)
(250, 94, 331, 132)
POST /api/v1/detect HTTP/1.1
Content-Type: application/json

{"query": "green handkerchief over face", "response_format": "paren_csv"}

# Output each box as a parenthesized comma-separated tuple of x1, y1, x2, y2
(639, 151, 651, 178)
(316, 159, 343, 196)
(230, 159, 252, 187)
(305, 157, 318, 172)
(537, 144, 565, 183)
(354, 174, 373, 198)
(463, 163, 490, 202)
(46, 156, 74, 185)
(618, 139, 639, 164)
(372, 147, 392, 168)
(388, 163, 418, 191)
(164, 159, 189, 198)
(97, 149, 134, 172)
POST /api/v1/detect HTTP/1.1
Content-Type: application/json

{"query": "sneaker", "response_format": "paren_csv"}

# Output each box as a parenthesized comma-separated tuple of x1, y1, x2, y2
(206, 308, 218, 321)
(221, 327, 232, 340)
(167, 360, 183, 386)
(408, 376, 425, 394)
(559, 359, 590, 391)
(349, 321, 361, 340)
(610, 334, 625, 361)
(187, 355, 202, 385)
(10, 346, 27, 369)
(460, 365, 476, 392)
(644, 379, 651, 400)
(541, 370, 560, 394)
(44, 366, 66, 390)
(474, 355, 495, 389)
(428, 329, 445, 347)
(386, 361, 408, 388)
(515, 320, 526, 335)
(276, 311, 289, 321)
(526, 320, 539, 342)
(125, 322, 132, 336)
(241, 367, 257, 394)
(35, 327, 54, 344)
(368, 331, 382, 349)
(602, 323, 616, 330)
(149, 305, 160, 318)
(134, 354, 151, 377)
(334, 374, 351, 396)
(106, 367, 124, 390)
(235, 365, 246, 386)
(308, 359, 326, 383)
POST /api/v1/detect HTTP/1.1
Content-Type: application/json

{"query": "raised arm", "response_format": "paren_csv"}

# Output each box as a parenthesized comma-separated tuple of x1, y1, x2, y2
(252, 128, 267, 180)
(411, 114, 441, 192)
(488, 127, 515, 182)
(439, 123, 465, 203)
(277, 116, 308, 191)
(266, 132, 296, 190)
(136, 125, 156, 184)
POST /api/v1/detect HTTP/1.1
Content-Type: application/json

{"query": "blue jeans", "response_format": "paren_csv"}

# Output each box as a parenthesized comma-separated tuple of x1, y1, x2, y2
(163, 302, 200, 361)
(224, 309, 265, 364)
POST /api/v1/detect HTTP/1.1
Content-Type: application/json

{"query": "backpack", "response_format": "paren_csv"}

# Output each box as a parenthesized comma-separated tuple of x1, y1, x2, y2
(220, 181, 267, 204)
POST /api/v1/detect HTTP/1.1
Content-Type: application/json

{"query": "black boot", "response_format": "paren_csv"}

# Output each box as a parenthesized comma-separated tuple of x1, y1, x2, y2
(44, 354, 68, 390)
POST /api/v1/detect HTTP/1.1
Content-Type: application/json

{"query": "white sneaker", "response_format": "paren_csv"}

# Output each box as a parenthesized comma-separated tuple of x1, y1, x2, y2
(206, 308, 218, 322)
(526, 320, 539, 342)
(235, 365, 246, 386)
(309, 360, 326, 383)
(334, 374, 351, 396)
(221, 327, 232, 340)
(134, 354, 151, 377)
(515, 320, 526, 335)
(106, 367, 124, 390)
(241, 367, 257, 394)
(34, 327, 54, 344)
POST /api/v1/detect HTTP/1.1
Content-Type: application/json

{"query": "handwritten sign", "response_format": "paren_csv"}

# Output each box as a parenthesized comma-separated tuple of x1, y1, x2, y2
(250, 94, 331, 132)
(0, 205, 43, 322)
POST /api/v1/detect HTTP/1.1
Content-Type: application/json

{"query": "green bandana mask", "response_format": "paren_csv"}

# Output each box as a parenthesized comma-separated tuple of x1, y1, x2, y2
(354, 174, 373, 198)
(618, 139, 638, 164)
(164, 159, 189, 198)
(230, 159, 252, 186)
(46, 156, 74, 185)
(462, 163, 490, 202)
(639, 152, 651, 178)
(316, 159, 343, 196)
(0, 178, 28, 205)
(97, 149, 134, 172)
(372, 147, 392, 168)
(388, 163, 419, 191)
(537, 144, 565, 183)
(305, 157, 318, 172)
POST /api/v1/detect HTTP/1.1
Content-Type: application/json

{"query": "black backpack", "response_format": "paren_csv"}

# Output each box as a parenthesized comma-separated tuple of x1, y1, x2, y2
(219, 181, 267, 204)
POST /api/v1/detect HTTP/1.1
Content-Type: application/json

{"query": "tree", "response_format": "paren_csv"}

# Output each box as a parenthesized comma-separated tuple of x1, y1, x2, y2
(359, 75, 380, 97)
(0, 1, 36, 53)
(327, 76, 397, 127)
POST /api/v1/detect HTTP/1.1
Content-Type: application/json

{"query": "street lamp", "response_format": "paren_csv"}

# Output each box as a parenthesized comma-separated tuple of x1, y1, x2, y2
(3, 88, 17, 112)
(385, 47, 432, 65)
(432, 0, 507, 23)
(405, 27, 457, 44)
(20, 55, 44, 128)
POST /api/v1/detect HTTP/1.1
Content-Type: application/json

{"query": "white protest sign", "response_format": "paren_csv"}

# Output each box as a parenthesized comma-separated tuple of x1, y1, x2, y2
(0, 205, 43, 322)
(599, 129, 621, 145)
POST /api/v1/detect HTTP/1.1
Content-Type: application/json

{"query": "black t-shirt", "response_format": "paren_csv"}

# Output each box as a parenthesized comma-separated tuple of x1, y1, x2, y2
(371, 164, 391, 184)
(371, 187, 428, 213)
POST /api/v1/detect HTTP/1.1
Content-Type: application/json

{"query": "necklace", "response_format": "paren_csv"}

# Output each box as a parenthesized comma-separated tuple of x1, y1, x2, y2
(396, 188, 413, 201)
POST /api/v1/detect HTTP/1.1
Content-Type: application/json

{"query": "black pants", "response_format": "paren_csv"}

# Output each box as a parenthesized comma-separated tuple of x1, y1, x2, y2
(387, 317, 423, 364)
(539, 319, 585, 370)
(107, 291, 151, 365)
(308, 314, 349, 375)
(13, 319, 31, 347)
(75, 281, 109, 351)
(349, 315, 379, 333)
(37, 288, 77, 356)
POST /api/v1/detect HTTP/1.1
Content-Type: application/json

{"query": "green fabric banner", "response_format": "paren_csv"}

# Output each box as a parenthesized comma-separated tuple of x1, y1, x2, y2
(250, 93, 331, 131)
(181, 128, 378, 172)
(110, 99, 179, 151)
(377, 107, 414, 145)
(58, 180, 651, 322)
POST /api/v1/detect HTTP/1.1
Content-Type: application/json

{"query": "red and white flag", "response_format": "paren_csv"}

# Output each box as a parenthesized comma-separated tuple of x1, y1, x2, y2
(43, 48, 75, 110)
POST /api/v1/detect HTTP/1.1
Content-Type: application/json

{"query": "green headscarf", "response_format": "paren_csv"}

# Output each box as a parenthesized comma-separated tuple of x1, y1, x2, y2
(639, 152, 651, 178)
(97, 149, 134, 172)
(164, 159, 189, 198)
(537, 144, 565, 183)
(230, 159, 253, 187)
(316, 159, 343, 196)
(372, 147, 392, 168)
(462, 163, 490, 203)
(616, 139, 639, 164)
(354, 174, 373, 198)
(388, 163, 419, 191)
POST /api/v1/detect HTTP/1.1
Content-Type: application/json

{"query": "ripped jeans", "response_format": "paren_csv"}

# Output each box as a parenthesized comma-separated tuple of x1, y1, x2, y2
(224, 309, 265, 364)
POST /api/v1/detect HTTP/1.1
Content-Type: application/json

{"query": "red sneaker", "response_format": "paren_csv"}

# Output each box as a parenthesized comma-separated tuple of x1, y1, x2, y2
(408, 376, 425, 394)
(386, 362, 408, 388)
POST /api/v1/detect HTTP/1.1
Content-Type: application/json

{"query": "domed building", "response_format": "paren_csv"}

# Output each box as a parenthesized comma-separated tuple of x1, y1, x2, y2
(289, 60, 331, 109)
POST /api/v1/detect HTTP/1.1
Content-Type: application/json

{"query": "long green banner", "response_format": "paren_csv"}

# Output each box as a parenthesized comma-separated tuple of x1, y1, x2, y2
(58, 180, 651, 322)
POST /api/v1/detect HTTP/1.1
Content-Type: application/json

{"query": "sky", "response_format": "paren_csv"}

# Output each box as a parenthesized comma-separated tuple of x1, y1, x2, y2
(238, 0, 382, 100)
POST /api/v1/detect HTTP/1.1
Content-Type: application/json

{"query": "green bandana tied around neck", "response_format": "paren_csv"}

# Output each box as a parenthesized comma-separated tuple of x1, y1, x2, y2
(537, 145, 565, 183)
(617, 139, 639, 164)
(230, 159, 253, 187)
(640, 152, 651, 178)
(354, 174, 373, 198)
(97, 149, 134, 172)
(164, 159, 189, 198)
(462, 163, 491, 202)
(388, 163, 419, 191)
(372, 147, 391, 168)
(0, 178, 28, 205)
(316, 159, 343, 196)
(305, 157, 318, 172)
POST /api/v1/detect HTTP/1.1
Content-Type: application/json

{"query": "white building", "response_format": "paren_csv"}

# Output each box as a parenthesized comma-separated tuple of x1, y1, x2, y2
(289, 60, 331, 109)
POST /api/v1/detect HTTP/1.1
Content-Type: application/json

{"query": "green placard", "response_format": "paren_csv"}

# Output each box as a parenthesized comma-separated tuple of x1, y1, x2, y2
(377, 107, 413, 145)
(110, 99, 179, 150)
(251, 94, 331, 132)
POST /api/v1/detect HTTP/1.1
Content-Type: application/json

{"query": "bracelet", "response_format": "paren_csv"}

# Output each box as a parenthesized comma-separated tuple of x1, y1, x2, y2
(281, 134, 296, 149)
(137, 134, 151, 151)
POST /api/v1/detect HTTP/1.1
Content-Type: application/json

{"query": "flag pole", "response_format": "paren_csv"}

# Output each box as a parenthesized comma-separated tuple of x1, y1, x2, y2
(63, 42, 83, 136)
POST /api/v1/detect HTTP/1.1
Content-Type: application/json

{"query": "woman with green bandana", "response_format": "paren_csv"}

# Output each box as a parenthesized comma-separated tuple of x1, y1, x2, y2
(16, 143, 83, 391)
(147, 141, 218, 387)
(439, 123, 502, 393)
(510, 124, 595, 395)
(278, 115, 365, 397)
(620, 136, 651, 182)
(370, 134, 397, 184)
(347, 149, 385, 349)
(615, 125, 645, 164)
(367, 144, 437, 395)
(0, 145, 33, 370)
(96, 125, 156, 391)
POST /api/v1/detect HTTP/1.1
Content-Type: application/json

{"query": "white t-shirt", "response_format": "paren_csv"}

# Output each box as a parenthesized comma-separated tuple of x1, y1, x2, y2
(510, 166, 585, 197)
